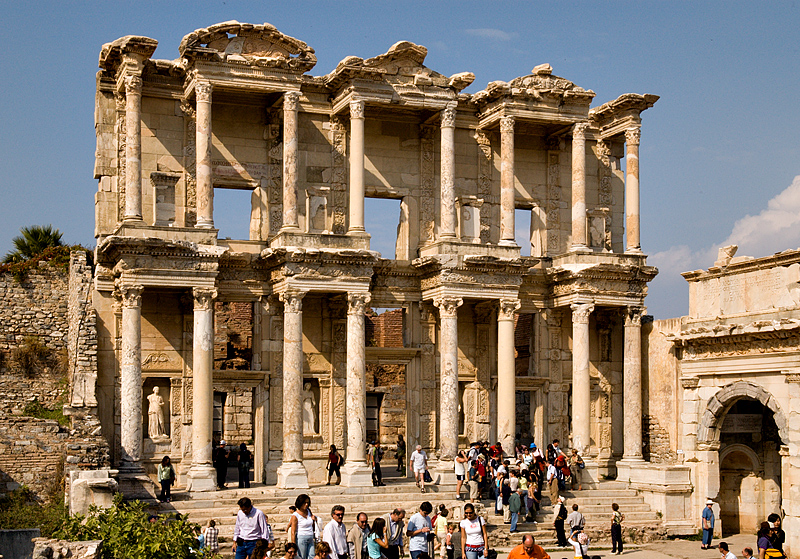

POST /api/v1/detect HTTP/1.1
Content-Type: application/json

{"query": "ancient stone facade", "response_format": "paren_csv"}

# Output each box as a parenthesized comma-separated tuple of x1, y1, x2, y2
(645, 245, 800, 555)
(90, 22, 658, 493)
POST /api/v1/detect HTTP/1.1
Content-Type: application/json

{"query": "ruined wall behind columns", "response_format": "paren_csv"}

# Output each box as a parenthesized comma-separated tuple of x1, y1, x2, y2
(643, 317, 682, 462)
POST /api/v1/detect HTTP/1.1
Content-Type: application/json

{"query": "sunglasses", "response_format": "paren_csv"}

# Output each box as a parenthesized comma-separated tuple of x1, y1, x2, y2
(334, 513, 344, 517)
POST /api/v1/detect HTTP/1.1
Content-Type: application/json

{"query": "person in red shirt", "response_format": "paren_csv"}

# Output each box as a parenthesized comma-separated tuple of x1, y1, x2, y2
(506, 534, 549, 559)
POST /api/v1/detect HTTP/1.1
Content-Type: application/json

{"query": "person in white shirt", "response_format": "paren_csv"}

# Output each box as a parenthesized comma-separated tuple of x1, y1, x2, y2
(406, 501, 433, 559)
(718, 541, 737, 559)
(323, 506, 349, 559)
(546, 463, 559, 506)
(233, 497, 270, 559)
(409, 445, 428, 493)
(454, 450, 468, 500)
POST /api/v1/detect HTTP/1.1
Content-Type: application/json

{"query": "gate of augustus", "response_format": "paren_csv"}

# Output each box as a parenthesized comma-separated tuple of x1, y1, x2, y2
(83, 22, 659, 494)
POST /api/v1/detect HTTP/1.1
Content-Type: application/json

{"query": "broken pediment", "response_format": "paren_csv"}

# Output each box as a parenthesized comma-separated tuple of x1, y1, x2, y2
(471, 64, 595, 105)
(178, 21, 316, 72)
(99, 35, 158, 73)
(325, 40, 473, 93)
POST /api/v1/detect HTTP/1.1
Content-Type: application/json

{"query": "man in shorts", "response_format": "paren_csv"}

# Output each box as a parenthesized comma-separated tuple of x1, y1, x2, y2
(409, 445, 428, 493)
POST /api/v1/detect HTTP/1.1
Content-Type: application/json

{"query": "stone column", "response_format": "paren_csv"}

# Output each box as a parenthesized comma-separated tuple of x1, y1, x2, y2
(195, 82, 214, 228)
(282, 91, 300, 231)
(341, 292, 373, 486)
(119, 284, 144, 470)
(439, 102, 457, 240)
(622, 306, 644, 461)
(123, 75, 143, 223)
(497, 298, 521, 451)
(187, 287, 217, 492)
(571, 302, 594, 454)
(499, 116, 516, 246)
(571, 123, 588, 250)
(434, 296, 463, 466)
(276, 290, 309, 488)
(348, 99, 366, 234)
(625, 127, 642, 253)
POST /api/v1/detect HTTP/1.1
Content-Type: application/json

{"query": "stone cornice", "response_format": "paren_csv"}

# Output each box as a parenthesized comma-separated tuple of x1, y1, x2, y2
(669, 319, 800, 344)
(681, 248, 800, 282)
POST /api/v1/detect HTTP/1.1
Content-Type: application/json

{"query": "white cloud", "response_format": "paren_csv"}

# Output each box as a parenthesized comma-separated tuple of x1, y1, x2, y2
(647, 175, 800, 318)
(464, 28, 518, 42)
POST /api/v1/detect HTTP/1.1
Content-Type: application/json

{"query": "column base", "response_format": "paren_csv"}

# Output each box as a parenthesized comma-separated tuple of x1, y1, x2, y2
(116, 466, 157, 501)
(433, 464, 455, 486)
(186, 464, 217, 493)
(195, 219, 214, 229)
(498, 239, 518, 247)
(277, 461, 309, 489)
(616, 457, 646, 484)
(625, 247, 643, 255)
(122, 215, 143, 224)
(339, 462, 373, 487)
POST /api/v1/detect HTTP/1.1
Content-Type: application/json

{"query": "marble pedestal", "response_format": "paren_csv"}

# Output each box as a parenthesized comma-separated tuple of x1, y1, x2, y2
(615, 458, 646, 484)
(340, 462, 373, 487)
(186, 465, 217, 492)
(116, 467, 157, 501)
(277, 462, 309, 489)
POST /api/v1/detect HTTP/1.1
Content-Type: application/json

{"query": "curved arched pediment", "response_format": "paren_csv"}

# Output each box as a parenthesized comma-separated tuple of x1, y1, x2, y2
(697, 381, 787, 445)
(179, 21, 316, 72)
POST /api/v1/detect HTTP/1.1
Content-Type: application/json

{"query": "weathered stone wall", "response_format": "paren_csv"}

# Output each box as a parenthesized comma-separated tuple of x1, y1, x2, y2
(214, 301, 253, 370)
(643, 317, 682, 462)
(0, 416, 66, 497)
(366, 309, 403, 348)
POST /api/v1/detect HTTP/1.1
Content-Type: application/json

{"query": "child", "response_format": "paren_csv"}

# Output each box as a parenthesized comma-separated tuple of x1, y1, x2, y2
(433, 506, 449, 559)
(204, 519, 219, 554)
(251, 539, 272, 559)
(444, 524, 455, 559)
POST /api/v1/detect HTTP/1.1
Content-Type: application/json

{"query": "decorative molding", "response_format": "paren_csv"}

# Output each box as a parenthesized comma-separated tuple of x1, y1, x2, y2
(124, 75, 142, 95)
(280, 290, 305, 313)
(680, 376, 700, 389)
(284, 91, 300, 112)
(192, 287, 217, 311)
(624, 306, 645, 327)
(350, 99, 365, 120)
(441, 102, 457, 128)
(498, 298, 521, 320)
(572, 122, 588, 140)
(625, 127, 641, 146)
(119, 285, 144, 308)
(500, 115, 515, 134)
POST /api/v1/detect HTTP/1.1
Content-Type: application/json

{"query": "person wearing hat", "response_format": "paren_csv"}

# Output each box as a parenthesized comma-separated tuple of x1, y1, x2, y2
(553, 496, 568, 547)
(701, 499, 715, 549)
(212, 440, 229, 490)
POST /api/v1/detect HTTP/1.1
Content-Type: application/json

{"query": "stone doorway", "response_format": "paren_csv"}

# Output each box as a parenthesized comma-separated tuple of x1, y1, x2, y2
(718, 398, 782, 536)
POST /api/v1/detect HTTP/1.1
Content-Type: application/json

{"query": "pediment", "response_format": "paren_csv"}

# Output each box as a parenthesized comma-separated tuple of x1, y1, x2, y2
(472, 63, 594, 105)
(179, 21, 316, 72)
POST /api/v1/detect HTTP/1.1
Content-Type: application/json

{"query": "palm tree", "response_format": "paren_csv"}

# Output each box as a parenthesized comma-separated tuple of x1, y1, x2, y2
(3, 225, 64, 263)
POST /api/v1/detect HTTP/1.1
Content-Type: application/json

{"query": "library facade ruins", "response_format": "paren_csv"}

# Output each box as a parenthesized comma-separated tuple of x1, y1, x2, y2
(11, 18, 787, 554)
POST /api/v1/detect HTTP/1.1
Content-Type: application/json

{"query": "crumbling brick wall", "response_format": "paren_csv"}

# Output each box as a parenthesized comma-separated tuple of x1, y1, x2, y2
(214, 302, 253, 370)
(643, 414, 677, 463)
(0, 416, 66, 497)
(366, 309, 404, 348)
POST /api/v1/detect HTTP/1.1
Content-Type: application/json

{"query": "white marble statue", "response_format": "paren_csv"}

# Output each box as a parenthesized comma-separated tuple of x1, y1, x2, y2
(302, 382, 317, 434)
(147, 386, 167, 439)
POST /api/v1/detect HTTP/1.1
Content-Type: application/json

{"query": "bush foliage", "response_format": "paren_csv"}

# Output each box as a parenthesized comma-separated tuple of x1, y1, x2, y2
(0, 486, 68, 538)
(0, 244, 91, 282)
(56, 495, 199, 559)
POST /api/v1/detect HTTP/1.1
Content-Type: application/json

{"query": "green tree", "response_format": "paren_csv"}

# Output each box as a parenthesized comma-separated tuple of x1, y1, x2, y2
(3, 225, 64, 263)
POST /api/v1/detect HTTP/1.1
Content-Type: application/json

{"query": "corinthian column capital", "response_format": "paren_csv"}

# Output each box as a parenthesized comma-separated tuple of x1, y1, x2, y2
(441, 102, 457, 128)
(625, 127, 641, 146)
(433, 296, 463, 318)
(350, 99, 365, 119)
(119, 285, 144, 308)
(124, 75, 142, 95)
(347, 292, 372, 315)
(624, 306, 645, 327)
(284, 91, 300, 111)
(500, 115, 515, 134)
(498, 298, 521, 320)
(195, 81, 212, 103)
(280, 290, 306, 313)
(192, 287, 218, 311)
(571, 302, 595, 324)
(572, 122, 588, 140)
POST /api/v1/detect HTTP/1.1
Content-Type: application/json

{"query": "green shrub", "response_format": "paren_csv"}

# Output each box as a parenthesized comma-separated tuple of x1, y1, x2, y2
(10, 336, 60, 378)
(23, 398, 68, 426)
(0, 486, 68, 538)
(56, 494, 199, 559)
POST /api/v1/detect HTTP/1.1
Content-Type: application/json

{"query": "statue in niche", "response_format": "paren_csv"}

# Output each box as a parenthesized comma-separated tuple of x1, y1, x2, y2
(302, 382, 318, 435)
(147, 386, 167, 439)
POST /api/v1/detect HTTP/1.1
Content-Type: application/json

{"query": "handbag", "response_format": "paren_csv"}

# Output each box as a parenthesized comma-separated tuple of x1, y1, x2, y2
(424, 470, 433, 483)
(578, 461, 585, 469)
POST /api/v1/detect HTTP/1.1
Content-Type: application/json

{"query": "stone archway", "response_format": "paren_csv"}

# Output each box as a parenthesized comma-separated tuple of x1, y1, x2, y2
(719, 444, 762, 535)
(697, 381, 787, 446)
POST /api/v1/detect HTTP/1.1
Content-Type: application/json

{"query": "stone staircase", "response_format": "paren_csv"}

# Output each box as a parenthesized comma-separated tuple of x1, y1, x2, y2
(153, 479, 663, 556)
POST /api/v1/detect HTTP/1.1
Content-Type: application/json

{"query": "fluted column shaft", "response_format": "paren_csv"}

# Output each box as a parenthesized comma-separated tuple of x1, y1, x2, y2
(123, 76, 143, 223)
(497, 299, 521, 451)
(625, 127, 642, 253)
(192, 289, 216, 466)
(346, 293, 371, 463)
(195, 82, 214, 228)
(571, 302, 594, 454)
(623, 306, 644, 460)
(348, 100, 365, 234)
(282, 92, 300, 230)
(435, 297, 462, 461)
(120, 285, 144, 468)
(439, 103, 457, 239)
(571, 123, 588, 249)
(500, 116, 516, 245)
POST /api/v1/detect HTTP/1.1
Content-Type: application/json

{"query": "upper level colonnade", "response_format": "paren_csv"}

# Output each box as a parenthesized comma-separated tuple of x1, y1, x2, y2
(96, 23, 657, 260)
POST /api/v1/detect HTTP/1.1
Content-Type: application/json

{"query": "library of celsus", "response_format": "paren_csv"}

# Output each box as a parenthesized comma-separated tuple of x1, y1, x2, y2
(89, 20, 661, 494)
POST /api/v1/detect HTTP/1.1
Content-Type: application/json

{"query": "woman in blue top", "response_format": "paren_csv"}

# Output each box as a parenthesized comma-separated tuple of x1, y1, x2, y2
(367, 517, 389, 559)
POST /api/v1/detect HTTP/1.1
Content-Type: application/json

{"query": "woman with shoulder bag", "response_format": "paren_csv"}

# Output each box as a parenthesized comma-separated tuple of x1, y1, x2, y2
(459, 503, 488, 559)
(569, 449, 584, 491)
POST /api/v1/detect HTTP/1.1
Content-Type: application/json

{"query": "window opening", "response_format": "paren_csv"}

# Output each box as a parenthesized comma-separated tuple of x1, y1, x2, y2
(213, 187, 254, 241)
(515, 208, 532, 256)
(364, 197, 402, 260)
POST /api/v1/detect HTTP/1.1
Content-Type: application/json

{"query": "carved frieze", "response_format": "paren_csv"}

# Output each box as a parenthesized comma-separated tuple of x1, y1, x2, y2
(683, 332, 800, 360)
(330, 115, 347, 234)
(476, 129, 492, 244)
(267, 108, 283, 235)
(420, 125, 435, 243)
(441, 102, 457, 128)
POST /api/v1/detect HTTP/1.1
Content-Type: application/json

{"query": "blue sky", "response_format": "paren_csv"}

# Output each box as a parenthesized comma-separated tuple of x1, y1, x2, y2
(1, 1, 798, 318)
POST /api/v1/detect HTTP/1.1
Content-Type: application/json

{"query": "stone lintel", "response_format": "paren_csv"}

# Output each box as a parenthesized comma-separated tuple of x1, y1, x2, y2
(418, 239, 522, 259)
